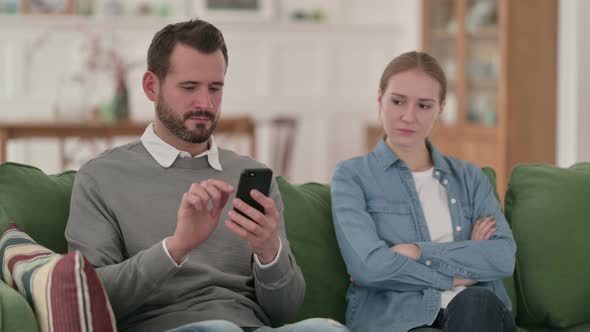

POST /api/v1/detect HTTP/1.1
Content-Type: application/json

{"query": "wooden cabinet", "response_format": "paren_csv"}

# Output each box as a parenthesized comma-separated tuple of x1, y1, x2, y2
(422, 0, 557, 197)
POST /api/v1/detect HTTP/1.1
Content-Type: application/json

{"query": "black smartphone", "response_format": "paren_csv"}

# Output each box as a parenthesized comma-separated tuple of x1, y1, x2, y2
(233, 168, 273, 219)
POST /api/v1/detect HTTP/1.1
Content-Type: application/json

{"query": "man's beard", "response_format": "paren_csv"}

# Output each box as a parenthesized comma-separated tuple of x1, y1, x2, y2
(156, 94, 219, 144)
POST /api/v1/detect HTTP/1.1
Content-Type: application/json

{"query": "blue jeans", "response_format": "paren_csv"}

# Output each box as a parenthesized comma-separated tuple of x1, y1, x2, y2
(169, 318, 349, 332)
(410, 287, 516, 332)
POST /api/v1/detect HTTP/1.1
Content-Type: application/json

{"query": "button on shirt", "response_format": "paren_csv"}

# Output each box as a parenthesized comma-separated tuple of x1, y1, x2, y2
(412, 168, 465, 308)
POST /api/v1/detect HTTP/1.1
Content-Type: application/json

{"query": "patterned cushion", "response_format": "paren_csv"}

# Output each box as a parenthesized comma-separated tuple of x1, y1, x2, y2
(0, 224, 117, 332)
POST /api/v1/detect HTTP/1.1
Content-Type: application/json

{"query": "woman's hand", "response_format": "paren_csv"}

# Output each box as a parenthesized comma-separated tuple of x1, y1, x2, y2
(386, 217, 495, 288)
(453, 277, 476, 287)
(392, 244, 478, 287)
(471, 215, 496, 241)
(390, 243, 421, 260)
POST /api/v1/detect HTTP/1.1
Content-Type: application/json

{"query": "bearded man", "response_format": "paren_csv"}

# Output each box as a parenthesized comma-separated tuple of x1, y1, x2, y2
(66, 19, 348, 332)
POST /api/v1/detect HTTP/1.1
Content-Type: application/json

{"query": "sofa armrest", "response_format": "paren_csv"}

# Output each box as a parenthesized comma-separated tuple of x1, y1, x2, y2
(0, 281, 39, 332)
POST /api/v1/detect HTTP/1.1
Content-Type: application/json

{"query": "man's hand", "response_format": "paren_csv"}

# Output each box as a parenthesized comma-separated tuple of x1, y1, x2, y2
(391, 243, 421, 261)
(225, 189, 281, 264)
(167, 179, 234, 264)
(471, 215, 496, 241)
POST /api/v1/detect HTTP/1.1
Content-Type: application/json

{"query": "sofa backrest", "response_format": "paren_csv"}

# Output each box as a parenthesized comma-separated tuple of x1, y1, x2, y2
(0, 162, 506, 325)
(276, 177, 349, 324)
(0, 162, 75, 254)
(504, 163, 590, 329)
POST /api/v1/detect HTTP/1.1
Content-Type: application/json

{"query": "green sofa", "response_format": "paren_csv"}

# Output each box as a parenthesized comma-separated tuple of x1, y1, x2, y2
(1, 161, 590, 331)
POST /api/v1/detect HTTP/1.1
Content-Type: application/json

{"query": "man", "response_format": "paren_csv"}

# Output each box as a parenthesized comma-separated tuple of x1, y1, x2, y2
(66, 20, 347, 332)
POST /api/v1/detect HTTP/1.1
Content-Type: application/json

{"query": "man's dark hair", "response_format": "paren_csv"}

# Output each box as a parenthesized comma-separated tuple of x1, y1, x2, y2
(147, 19, 228, 80)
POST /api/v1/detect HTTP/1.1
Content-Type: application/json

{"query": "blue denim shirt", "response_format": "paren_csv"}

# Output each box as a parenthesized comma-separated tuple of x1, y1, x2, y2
(330, 140, 516, 332)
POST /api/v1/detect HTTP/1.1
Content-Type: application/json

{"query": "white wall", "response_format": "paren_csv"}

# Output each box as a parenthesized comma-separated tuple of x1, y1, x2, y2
(557, 0, 590, 167)
(575, 1, 590, 163)
(0, 0, 420, 182)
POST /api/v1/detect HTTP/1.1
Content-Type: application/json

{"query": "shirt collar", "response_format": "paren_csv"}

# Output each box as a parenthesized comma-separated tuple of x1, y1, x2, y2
(140, 123, 222, 170)
(373, 138, 451, 174)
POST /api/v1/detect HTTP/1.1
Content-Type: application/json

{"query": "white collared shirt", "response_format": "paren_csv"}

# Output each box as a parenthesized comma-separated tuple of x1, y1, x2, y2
(412, 168, 465, 308)
(140, 123, 222, 171)
(140, 123, 281, 268)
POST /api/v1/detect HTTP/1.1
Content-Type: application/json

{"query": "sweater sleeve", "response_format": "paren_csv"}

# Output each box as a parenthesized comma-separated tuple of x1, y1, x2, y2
(65, 170, 180, 321)
(252, 179, 306, 324)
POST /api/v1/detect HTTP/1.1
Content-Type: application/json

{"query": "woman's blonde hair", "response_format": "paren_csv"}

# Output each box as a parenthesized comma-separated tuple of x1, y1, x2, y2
(379, 51, 447, 103)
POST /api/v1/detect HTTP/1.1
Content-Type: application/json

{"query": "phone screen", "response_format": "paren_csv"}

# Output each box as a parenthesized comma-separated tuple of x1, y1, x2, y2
(233, 168, 273, 219)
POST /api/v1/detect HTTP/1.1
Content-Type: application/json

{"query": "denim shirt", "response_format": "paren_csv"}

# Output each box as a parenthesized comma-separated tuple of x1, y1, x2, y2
(330, 140, 516, 332)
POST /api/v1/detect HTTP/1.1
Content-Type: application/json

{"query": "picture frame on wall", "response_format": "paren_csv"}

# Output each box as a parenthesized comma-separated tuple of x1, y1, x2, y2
(21, 0, 75, 14)
(192, 0, 274, 22)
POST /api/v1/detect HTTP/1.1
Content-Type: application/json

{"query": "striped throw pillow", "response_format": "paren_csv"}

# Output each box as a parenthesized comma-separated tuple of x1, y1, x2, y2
(0, 224, 117, 332)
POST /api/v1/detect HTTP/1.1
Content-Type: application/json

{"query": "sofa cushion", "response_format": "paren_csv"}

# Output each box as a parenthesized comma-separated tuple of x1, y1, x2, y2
(277, 177, 349, 324)
(0, 224, 116, 332)
(0, 280, 39, 332)
(505, 163, 590, 328)
(0, 161, 512, 328)
(0, 163, 75, 254)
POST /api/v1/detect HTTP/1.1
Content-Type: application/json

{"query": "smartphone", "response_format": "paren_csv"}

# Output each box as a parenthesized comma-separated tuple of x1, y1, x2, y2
(234, 168, 273, 219)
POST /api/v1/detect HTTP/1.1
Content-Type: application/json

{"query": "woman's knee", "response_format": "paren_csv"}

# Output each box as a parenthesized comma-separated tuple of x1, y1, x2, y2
(446, 287, 515, 332)
(450, 287, 503, 309)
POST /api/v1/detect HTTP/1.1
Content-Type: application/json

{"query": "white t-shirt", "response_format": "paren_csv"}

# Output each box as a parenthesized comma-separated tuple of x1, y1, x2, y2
(412, 168, 465, 308)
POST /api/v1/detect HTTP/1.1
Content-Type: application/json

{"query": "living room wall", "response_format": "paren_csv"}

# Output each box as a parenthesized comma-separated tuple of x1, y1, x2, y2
(557, 0, 590, 167)
(0, 0, 419, 183)
(1, 0, 588, 180)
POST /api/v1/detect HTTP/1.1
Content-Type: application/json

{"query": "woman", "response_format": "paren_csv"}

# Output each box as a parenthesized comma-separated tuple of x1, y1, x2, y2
(330, 51, 516, 332)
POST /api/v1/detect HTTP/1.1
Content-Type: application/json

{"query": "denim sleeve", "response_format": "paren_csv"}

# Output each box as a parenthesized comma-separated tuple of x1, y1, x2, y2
(415, 168, 517, 281)
(331, 162, 453, 292)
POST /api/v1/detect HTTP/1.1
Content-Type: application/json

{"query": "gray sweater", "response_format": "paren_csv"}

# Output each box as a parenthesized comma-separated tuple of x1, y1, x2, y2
(65, 141, 305, 332)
